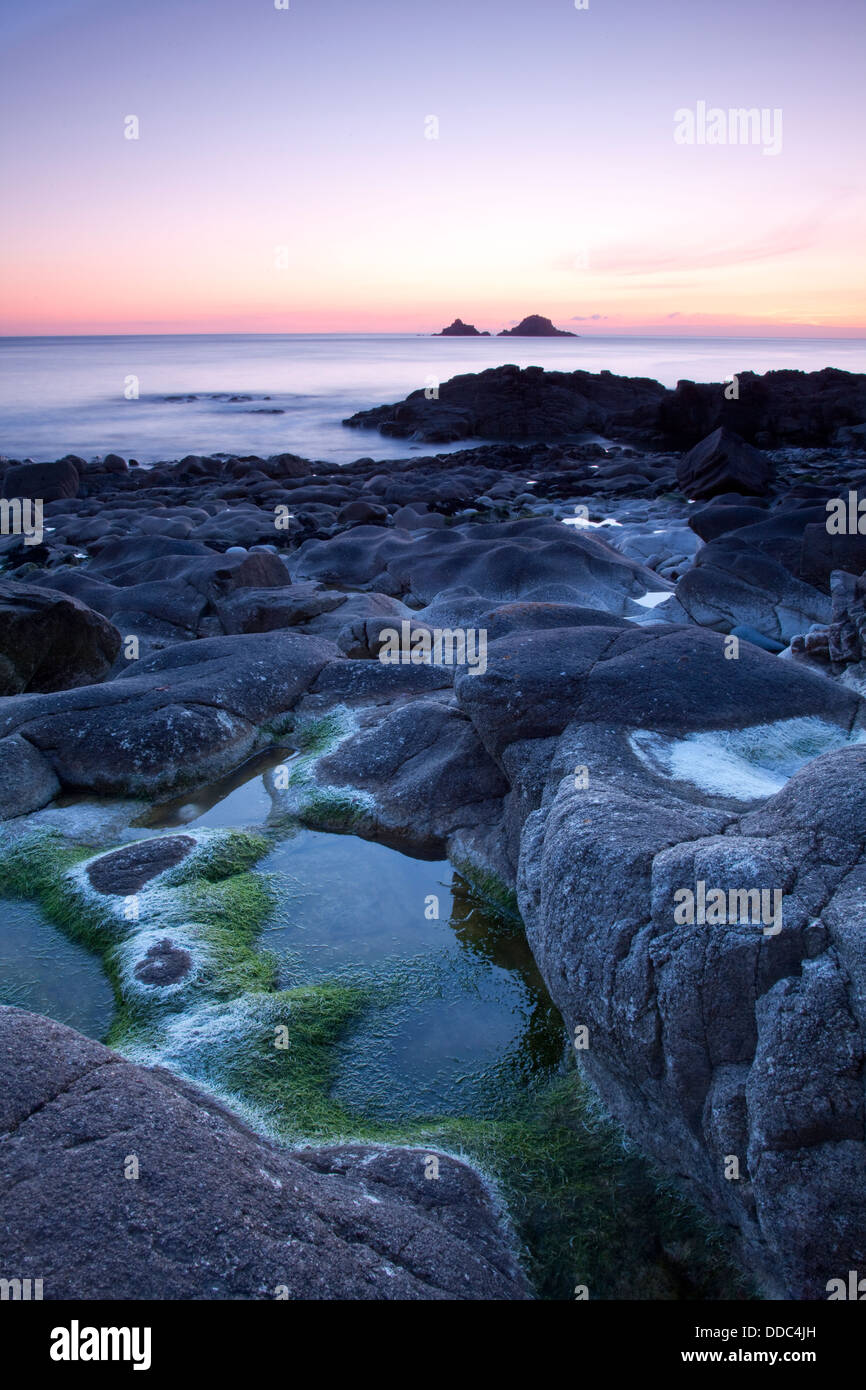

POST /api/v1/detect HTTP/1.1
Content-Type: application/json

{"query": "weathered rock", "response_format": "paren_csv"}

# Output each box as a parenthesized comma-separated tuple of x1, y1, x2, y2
(677, 551, 831, 643)
(0, 733, 61, 820)
(1, 458, 80, 502)
(0, 1008, 528, 1300)
(676, 428, 774, 500)
(290, 517, 667, 617)
(799, 523, 866, 593)
(0, 631, 339, 797)
(0, 581, 121, 695)
(86, 836, 196, 894)
(215, 583, 346, 635)
(689, 500, 770, 542)
(336, 499, 389, 525)
(455, 624, 856, 761)
(516, 728, 866, 1299)
(312, 699, 508, 854)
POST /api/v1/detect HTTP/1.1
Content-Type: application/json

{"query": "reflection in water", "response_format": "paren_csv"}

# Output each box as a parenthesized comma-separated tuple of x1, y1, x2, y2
(17, 745, 566, 1128)
(0, 898, 115, 1040)
(136, 746, 295, 829)
(260, 828, 566, 1123)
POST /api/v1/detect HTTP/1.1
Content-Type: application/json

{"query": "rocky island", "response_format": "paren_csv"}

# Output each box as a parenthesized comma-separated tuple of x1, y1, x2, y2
(435, 318, 490, 336)
(498, 314, 577, 337)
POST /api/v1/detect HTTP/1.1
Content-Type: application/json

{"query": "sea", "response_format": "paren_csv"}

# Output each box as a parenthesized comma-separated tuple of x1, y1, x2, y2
(1, 333, 864, 466)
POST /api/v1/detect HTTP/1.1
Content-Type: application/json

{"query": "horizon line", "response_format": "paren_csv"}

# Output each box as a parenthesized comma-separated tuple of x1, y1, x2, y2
(2, 328, 865, 342)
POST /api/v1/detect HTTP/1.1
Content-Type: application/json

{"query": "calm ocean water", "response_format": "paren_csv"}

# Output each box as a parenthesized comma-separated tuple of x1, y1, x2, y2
(1, 333, 864, 466)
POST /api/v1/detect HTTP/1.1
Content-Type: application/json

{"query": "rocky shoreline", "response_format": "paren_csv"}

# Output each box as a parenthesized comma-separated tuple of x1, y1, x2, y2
(2, 363, 866, 1299)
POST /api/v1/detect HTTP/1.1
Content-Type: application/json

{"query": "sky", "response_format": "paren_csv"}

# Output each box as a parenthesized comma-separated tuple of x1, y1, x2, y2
(0, 0, 864, 336)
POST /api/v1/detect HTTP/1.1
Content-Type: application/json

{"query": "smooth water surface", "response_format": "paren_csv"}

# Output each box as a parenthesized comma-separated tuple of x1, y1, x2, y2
(0, 897, 115, 1040)
(2, 332, 863, 464)
(261, 828, 565, 1122)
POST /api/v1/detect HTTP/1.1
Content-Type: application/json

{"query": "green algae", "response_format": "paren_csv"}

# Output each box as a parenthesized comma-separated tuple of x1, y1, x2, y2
(0, 818, 749, 1301)
(217, 984, 369, 1139)
(395, 1074, 754, 1301)
(297, 789, 372, 833)
(452, 856, 522, 923)
(161, 830, 271, 884)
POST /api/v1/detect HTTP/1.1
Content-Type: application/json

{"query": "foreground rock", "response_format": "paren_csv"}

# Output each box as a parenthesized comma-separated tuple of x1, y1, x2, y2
(517, 739, 866, 1299)
(0, 1008, 527, 1299)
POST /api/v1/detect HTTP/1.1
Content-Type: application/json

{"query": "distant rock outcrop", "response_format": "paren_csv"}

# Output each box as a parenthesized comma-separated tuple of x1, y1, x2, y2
(344, 363, 666, 444)
(344, 365, 866, 449)
(436, 318, 489, 337)
(498, 315, 577, 338)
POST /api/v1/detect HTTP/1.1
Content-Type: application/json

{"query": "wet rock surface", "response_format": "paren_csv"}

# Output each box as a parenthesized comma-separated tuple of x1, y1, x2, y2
(133, 937, 193, 985)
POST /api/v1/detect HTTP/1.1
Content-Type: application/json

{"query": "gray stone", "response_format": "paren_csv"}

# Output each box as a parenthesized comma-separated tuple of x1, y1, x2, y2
(0, 1008, 528, 1300)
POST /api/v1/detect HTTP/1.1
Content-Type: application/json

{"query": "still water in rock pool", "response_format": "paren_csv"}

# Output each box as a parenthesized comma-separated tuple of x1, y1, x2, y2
(135, 754, 566, 1123)
(260, 829, 566, 1123)
(2, 768, 566, 1129)
(0, 897, 115, 1040)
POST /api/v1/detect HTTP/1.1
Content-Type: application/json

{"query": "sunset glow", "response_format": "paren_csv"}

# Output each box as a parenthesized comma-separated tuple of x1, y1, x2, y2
(1, 0, 864, 336)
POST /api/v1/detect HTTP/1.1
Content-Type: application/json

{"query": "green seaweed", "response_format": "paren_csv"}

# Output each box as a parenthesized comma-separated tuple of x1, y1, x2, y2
(0, 820, 751, 1301)
(452, 857, 522, 923)
(297, 789, 371, 833)
(219, 984, 369, 1138)
(396, 1073, 754, 1301)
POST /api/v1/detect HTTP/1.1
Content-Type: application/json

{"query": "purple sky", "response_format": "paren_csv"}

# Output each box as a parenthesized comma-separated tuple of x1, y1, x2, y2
(1, 0, 864, 334)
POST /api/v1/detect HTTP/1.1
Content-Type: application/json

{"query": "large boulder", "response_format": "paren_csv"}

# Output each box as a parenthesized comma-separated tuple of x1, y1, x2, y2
(455, 624, 856, 761)
(310, 699, 509, 854)
(0, 581, 121, 695)
(1, 458, 80, 502)
(0, 631, 339, 797)
(516, 739, 866, 1298)
(0, 733, 61, 820)
(688, 500, 770, 543)
(676, 428, 774, 500)
(0, 1008, 528, 1300)
(676, 551, 831, 643)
